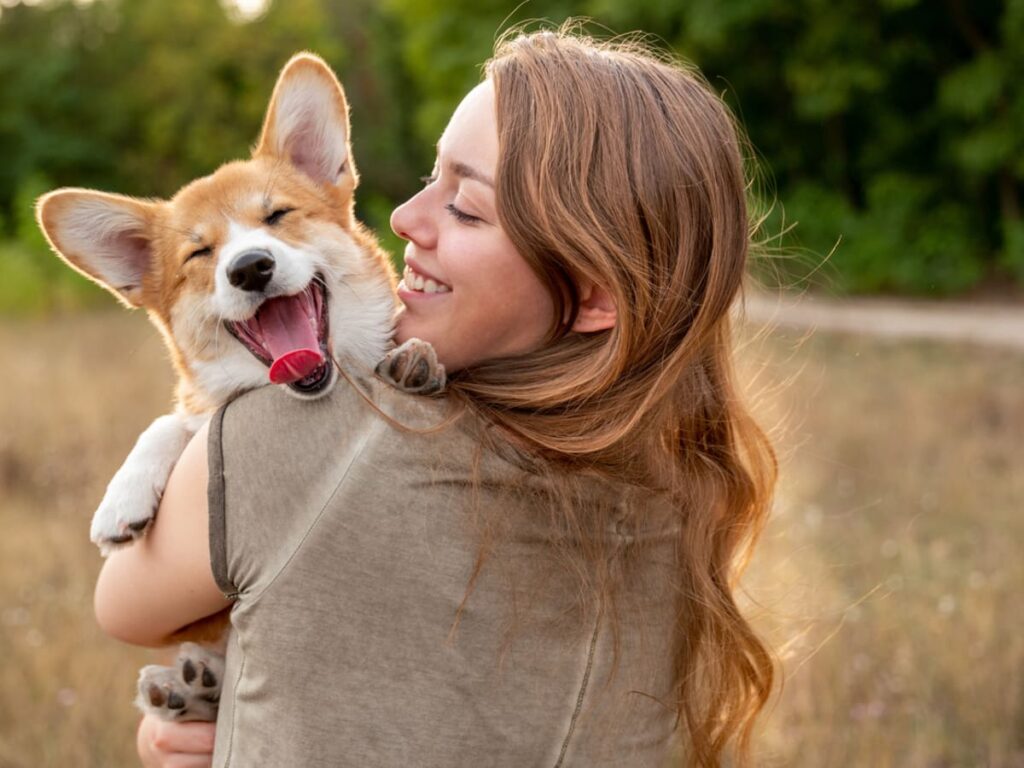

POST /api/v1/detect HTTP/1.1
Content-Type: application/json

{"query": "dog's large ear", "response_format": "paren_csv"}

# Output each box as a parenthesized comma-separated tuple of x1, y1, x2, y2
(36, 189, 158, 308)
(254, 53, 355, 189)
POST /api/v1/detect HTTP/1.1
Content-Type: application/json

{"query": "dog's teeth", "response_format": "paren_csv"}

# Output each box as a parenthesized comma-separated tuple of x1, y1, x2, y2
(414, 274, 425, 291)
(424, 279, 438, 294)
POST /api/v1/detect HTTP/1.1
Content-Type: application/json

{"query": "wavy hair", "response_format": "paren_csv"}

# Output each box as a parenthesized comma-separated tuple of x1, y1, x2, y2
(445, 24, 778, 767)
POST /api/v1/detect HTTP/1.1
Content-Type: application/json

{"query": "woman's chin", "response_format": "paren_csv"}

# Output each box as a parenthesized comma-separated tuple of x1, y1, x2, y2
(393, 311, 422, 347)
(394, 316, 443, 359)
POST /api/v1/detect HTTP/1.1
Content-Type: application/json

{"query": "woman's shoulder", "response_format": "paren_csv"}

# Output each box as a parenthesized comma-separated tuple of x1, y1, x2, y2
(220, 368, 448, 429)
(219, 374, 673, 503)
(215, 369, 481, 477)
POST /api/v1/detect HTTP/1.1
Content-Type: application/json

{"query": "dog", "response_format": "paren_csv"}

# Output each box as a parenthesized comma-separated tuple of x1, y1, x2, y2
(36, 53, 443, 722)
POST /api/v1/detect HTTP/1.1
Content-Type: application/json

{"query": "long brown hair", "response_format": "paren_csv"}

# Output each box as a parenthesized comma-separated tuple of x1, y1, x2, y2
(446, 24, 778, 767)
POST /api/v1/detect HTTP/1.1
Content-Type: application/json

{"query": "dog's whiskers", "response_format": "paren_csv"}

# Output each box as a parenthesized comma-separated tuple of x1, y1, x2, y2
(211, 320, 224, 371)
(182, 298, 218, 357)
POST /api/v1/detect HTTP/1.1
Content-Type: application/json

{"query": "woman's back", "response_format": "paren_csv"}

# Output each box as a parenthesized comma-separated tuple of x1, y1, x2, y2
(210, 376, 679, 767)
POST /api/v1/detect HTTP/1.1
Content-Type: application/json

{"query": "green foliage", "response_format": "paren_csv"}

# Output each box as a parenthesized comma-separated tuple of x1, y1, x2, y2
(0, 239, 53, 315)
(940, 52, 1004, 121)
(771, 176, 983, 295)
(0, 0, 1021, 312)
(849, 175, 981, 295)
(13, 173, 50, 255)
(0, 238, 105, 316)
(0, 172, 106, 314)
(381, 0, 577, 149)
(1000, 218, 1024, 281)
(358, 191, 406, 272)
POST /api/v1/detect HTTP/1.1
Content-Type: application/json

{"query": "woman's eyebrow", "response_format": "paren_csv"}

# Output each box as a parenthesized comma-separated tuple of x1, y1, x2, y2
(435, 143, 494, 188)
(449, 160, 494, 188)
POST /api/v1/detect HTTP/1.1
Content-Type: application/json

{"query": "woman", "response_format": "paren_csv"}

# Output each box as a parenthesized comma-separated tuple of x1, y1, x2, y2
(97, 26, 777, 768)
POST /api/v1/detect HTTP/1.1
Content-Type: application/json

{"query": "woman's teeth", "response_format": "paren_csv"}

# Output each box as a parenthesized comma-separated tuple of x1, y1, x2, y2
(403, 266, 450, 294)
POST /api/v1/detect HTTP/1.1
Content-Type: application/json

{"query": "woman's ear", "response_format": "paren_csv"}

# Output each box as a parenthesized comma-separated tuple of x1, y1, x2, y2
(571, 280, 617, 333)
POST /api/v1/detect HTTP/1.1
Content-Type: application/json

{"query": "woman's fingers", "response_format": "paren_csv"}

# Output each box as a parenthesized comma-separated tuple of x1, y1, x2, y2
(151, 719, 216, 753)
(137, 715, 215, 768)
(164, 756, 214, 768)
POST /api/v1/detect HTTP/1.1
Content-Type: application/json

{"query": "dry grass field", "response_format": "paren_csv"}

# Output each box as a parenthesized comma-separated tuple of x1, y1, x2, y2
(0, 310, 1021, 767)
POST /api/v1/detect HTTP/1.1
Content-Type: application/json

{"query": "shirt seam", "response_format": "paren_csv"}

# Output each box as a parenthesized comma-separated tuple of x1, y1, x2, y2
(221, 648, 244, 767)
(553, 611, 602, 768)
(207, 401, 237, 599)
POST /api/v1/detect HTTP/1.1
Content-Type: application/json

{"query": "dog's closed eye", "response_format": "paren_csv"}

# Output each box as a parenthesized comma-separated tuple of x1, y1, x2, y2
(264, 208, 295, 226)
(187, 245, 213, 262)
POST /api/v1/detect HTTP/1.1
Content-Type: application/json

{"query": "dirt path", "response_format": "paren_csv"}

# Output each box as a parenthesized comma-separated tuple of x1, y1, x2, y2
(739, 290, 1024, 351)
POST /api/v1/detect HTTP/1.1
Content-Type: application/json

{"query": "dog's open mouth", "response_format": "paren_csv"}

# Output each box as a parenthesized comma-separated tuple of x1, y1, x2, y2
(225, 279, 332, 394)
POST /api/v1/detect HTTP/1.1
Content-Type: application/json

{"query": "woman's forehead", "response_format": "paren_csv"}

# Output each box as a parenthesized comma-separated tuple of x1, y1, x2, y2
(437, 81, 498, 176)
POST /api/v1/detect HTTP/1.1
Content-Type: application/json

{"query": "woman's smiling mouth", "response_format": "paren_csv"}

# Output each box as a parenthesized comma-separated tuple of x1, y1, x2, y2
(400, 261, 452, 295)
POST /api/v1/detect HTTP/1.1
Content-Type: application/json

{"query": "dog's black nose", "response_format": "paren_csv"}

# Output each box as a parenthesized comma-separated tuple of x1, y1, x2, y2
(228, 250, 275, 293)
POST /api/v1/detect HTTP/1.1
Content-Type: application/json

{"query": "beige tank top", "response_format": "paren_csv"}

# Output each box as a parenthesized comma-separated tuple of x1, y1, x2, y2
(207, 374, 680, 767)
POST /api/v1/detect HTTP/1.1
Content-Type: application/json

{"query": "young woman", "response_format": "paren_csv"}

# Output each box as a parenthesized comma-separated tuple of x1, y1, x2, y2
(97, 27, 777, 768)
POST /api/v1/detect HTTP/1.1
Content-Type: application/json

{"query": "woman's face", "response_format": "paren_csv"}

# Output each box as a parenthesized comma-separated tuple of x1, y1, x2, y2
(390, 81, 555, 372)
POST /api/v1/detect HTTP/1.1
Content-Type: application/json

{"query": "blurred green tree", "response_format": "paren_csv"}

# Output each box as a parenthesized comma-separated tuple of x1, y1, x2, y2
(0, 0, 1021, 308)
(584, 0, 1015, 293)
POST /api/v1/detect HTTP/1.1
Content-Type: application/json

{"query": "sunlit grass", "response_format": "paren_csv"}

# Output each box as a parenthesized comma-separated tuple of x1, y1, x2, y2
(0, 312, 172, 766)
(741, 330, 1024, 767)
(0, 312, 1020, 766)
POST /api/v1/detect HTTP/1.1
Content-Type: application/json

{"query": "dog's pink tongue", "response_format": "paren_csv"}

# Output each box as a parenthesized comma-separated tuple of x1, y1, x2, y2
(256, 295, 324, 384)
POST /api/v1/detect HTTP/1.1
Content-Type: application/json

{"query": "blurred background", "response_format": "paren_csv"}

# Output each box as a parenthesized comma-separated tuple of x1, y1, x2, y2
(0, 0, 1021, 766)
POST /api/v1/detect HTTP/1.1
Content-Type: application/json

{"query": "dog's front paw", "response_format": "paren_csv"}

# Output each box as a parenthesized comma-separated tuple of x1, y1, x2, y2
(136, 642, 224, 723)
(375, 338, 446, 395)
(90, 413, 195, 555)
(90, 466, 161, 555)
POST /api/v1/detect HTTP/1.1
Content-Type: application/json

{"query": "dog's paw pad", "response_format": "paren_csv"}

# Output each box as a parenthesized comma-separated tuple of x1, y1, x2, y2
(143, 679, 168, 708)
(202, 667, 218, 690)
(376, 338, 446, 395)
(177, 642, 224, 707)
(96, 518, 153, 556)
(142, 680, 187, 711)
(181, 658, 218, 697)
(104, 520, 150, 544)
(135, 644, 224, 722)
(91, 494, 158, 554)
(136, 665, 187, 720)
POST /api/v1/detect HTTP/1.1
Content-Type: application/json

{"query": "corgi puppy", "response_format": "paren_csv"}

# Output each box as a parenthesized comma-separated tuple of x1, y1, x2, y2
(36, 53, 442, 721)
(39, 53, 402, 550)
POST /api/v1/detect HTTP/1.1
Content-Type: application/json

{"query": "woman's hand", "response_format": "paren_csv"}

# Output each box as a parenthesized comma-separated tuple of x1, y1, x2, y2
(137, 714, 215, 768)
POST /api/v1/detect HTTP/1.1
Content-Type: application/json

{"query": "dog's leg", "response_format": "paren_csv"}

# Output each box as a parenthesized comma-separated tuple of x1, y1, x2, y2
(136, 642, 224, 722)
(91, 413, 196, 555)
(375, 338, 446, 395)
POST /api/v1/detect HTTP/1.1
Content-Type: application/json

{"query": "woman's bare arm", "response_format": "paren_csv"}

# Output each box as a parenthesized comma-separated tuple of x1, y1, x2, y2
(94, 421, 231, 646)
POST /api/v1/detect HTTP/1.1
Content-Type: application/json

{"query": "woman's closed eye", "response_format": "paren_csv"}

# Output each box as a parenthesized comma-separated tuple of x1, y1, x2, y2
(419, 174, 483, 224)
(444, 203, 481, 224)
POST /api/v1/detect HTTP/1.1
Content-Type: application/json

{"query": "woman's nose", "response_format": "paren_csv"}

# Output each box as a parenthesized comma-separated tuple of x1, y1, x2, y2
(390, 193, 435, 249)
